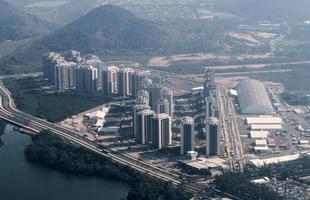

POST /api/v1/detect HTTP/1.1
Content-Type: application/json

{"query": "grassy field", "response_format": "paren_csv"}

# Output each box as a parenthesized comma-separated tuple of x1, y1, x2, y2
(246, 65, 310, 91)
(4, 77, 111, 122)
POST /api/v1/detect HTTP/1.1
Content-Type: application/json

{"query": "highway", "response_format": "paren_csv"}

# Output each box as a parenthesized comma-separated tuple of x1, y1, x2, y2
(218, 87, 245, 171)
(0, 81, 212, 197)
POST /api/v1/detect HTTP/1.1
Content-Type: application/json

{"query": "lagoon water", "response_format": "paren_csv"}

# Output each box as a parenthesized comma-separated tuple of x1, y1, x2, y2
(0, 124, 129, 200)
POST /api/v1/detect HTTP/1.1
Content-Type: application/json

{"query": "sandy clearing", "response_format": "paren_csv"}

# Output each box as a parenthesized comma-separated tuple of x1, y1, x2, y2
(149, 53, 273, 68)
(228, 32, 260, 45)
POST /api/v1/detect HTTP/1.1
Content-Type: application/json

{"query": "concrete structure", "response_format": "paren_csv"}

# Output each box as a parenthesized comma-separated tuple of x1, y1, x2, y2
(43, 52, 63, 83)
(237, 79, 274, 115)
(255, 139, 268, 146)
(102, 66, 119, 95)
(251, 124, 282, 130)
(54, 61, 76, 91)
(133, 104, 151, 138)
(248, 154, 301, 167)
(152, 113, 172, 149)
(181, 117, 195, 155)
(161, 87, 174, 116)
(147, 84, 162, 112)
(75, 65, 98, 93)
(249, 131, 269, 139)
(118, 67, 135, 96)
(133, 70, 152, 96)
(136, 109, 155, 144)
(246, 116, 282, 124)
(206, 117, 220, 156)
(186, 151, 198, 160)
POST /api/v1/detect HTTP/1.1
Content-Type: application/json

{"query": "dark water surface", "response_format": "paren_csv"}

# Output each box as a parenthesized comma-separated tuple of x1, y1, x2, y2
(0, 124, 129, 200)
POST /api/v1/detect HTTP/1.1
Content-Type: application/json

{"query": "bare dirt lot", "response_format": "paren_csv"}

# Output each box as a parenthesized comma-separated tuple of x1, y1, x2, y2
(149, 53, 273, 68)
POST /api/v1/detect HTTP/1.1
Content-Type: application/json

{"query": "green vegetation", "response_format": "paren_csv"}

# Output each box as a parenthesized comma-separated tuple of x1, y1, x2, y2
(281, 92, 310, 105)
(215, 172, 282, 200)
(237, 64, 310, 91)
(0, 0, 56, 43)
(25, 131, 193, 200)
(215, 157, 310, 199)
(4, 77, 111, 122)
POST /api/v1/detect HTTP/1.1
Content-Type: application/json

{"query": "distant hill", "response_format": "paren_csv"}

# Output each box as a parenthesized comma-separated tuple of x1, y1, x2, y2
(0, 0, 56, 42)
(0, 4, 216, 74)
(0, 4, 193, 73)
(214, 0, 310, 22)
(37, 4, 166, 53)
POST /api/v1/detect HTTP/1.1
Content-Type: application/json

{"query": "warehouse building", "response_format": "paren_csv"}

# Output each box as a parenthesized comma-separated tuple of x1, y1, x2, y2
(249, 131, 269, 139)
(237, 79, 274, 115)
(246, 116, 282, 125)
(251, 124, 282, 130)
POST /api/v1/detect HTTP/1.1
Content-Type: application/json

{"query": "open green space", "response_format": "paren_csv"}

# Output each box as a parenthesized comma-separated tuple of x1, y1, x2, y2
(4, 77, 111, 122)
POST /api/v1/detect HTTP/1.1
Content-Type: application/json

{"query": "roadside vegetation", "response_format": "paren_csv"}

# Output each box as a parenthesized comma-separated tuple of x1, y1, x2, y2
(25, 131, 193, 200)
(4, 77, 110, 122)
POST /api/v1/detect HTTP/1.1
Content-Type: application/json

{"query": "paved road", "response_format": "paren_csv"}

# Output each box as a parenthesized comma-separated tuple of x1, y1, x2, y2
(0, 81, 223, 198)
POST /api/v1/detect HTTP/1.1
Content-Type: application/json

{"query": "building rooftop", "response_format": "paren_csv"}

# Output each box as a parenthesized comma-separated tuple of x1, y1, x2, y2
(237, 79, 274, 115)
(246, 116, 282, 124)
(248, 153, 301, 167)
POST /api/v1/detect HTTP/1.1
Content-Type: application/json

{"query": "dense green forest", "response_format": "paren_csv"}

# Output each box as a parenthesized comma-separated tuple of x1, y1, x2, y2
(4, 77, 110, 122)
(25, 131, 193, 200)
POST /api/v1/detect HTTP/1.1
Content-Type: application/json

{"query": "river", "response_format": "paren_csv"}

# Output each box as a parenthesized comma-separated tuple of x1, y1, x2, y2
(0, 124, 129, 200)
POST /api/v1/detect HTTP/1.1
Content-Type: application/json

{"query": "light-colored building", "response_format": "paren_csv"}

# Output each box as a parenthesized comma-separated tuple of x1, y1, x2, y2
(237, 79, 274, 115)
(75, 65, 98, 93)
(102, 66, 119, 95)
(118, 67, 135, 96)
(136, 109, 155, 144)
(54, 61, 76, 91)
(248, 154, 301, 167)
(246, 116, 282, 124)
(249, 131, 269, 139)
(251, 124, 282, 130)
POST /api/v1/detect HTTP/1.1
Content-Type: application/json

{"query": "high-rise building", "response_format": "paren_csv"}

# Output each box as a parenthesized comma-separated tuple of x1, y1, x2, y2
(206, 117, 220, 156)
(147, 84, 162, 112)
(161, 87, 174, 116)
(102, 66, 119, 96)
(62, 50, 83, 63)
(136, 90, 150, 105)
(133, 104, 151, 138)
(152, 113, 172, 149)
(181, 117, 195, 155)
(136, 109, 155, 144)
(133, 70, 152, 97)
(157, 97, 170, 114)
(118, 67, 135, 96)
(75, 65, 98, 93)
(43, 52, 63, 83)
(54, 62, 76, 91)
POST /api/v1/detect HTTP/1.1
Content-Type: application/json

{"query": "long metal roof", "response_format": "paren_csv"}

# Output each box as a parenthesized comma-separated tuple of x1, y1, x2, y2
(237, 79, 274, 115)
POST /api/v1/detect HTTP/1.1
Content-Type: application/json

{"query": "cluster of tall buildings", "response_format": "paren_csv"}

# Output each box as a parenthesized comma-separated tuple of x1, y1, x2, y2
(204, 70, 221, 156)
(43, 50, 149, 96)
(133, 78, 174, 149)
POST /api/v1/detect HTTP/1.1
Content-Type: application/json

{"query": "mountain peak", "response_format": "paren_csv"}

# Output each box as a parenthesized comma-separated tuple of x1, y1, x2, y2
(40, 4, 165, 53)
